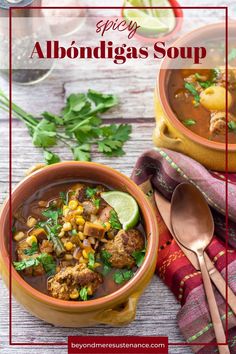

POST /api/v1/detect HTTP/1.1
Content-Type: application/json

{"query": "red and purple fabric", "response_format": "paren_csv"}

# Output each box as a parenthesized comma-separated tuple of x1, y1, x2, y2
(131, 147, 236, 353)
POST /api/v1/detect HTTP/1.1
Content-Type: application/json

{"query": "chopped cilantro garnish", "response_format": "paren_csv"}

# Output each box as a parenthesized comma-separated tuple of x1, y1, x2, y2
(183, 119, 196, 126)
(13, 252, 56, 276)
(113, 269, 134, 284)
(86, 187, 97, 198)
(80, 287, 88, 301)
(228, 121, 236, 133)
(23, 242, 39, 256)
(184, 82, 200, 106)
(88, 252, 95, 270)
(109, 210, 121, 230)
(132, 249, 146, 267)
(93, 198, 100, 208)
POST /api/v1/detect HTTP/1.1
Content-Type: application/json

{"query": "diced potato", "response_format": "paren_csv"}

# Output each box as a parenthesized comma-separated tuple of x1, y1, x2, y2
(14, 231, 25, 242)
(200, 86, 232, 111)
(26, 217, 37, 228)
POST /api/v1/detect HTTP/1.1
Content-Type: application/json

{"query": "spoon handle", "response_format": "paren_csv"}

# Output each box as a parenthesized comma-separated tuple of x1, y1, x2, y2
(198, 252, 230, 354)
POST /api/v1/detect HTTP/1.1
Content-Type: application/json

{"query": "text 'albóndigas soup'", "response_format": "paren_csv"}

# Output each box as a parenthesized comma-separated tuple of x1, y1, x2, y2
(30, 40, 206, 65)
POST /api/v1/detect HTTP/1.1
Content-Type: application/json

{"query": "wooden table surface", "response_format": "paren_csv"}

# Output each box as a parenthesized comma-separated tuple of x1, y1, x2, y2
(0, 1, 233, 353)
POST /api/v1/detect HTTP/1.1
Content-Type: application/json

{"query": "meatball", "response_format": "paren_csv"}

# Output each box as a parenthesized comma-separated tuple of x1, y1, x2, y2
(102, 229, 144, 269)
(210, 112, 236, 135)
(47, 263, 102, 300)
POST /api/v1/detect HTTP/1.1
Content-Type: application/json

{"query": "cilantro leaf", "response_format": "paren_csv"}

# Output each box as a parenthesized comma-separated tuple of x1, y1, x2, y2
(102, 264, 111, 276)
(43, 150, 61, 165)
(0, 89, 131, 163)
(32, 119, 57, 147)
(101, 250, 112, 266)
(109, 210, 121, 230)
(38, 253, 56, 276)
(93, 198, 100, 208)
(42, 208, 61, 223)
(228, 121, 236, 133)
(80, 287, 88, 301)
(13, 257, 40, 271)
(72, 144, 91, 161)
(132, 249, 146, 267)
(113, 271, 124, 284)
(13, 252, 56, 276)
(42, 111, 63, 125)
(113, 269, 134, 284)
(123, 270, 134, 281)
(87, 89, 118, 112)
(23, 242, 39, 256)
(86, 187, 97, 198)
(88, 252, 95, 270)
(101, 124, 132, 142)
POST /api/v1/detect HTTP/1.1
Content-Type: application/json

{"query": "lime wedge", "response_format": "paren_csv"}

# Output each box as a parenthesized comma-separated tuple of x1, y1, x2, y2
(101, 191, 140, 230)
(151, 0, 176, 32)
(123, 0, 176, 35)
(123, 8, 169, 34)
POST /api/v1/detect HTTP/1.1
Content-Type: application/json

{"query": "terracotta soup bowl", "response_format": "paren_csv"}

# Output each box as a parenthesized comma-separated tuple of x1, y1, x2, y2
(0, 161, 158, 327)
(154, 22, 236, 171)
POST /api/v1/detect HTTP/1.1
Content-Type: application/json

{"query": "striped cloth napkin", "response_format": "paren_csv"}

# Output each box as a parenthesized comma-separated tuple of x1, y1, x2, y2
(131, 147, 236, 353)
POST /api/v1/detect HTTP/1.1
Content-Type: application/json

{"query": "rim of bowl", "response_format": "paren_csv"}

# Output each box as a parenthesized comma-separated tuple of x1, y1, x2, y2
(158, 22, 236, 152)
(0, 161, 158, 311)
(121, 0, 184, 44)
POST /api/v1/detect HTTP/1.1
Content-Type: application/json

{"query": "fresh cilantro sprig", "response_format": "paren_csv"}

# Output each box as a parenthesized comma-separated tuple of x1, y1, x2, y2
(0, 89, 132, 163)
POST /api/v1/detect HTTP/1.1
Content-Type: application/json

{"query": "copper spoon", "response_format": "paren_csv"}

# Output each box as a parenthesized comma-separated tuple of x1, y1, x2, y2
(170, 183, 230, 354)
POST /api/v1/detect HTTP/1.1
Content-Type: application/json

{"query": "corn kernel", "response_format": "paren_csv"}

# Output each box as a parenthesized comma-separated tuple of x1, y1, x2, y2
(104, 222, 111, 231)
(26, 235, 38, 246)
(14, 231, 25, 242)
(87, 286, 93, 296)
(78, 225, 84, 231)
(78, 231, 84, 240)
(63, 207, 70, 217)
(58, 230, 65, 238)
(68, 200, 78, 210)
(63, 222, 72, 231)
(70, 289, 79, 299)
(76, 216, 85, 226)
(75, 205, 84, 215)
(26, 217, 37, 228)
(82, 249, 88, 259)
(64, 241, 73, 251)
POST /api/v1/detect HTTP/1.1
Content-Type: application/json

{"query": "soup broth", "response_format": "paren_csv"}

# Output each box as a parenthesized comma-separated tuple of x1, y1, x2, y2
(12, 180, 146, 301)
